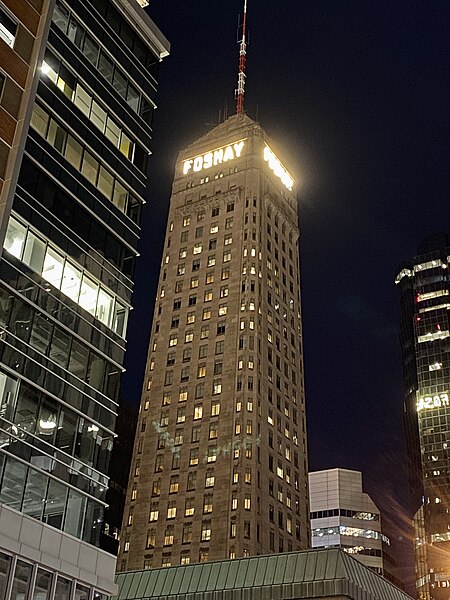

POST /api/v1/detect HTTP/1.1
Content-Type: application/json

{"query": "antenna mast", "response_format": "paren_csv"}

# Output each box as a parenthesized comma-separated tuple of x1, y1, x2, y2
(235, 0, 248, 115)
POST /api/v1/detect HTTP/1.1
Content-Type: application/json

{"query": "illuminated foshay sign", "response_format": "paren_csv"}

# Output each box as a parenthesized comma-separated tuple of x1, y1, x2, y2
(183, 140, 245, 175)
(263, 144, 294, 191)
(417, 392, 449, 412)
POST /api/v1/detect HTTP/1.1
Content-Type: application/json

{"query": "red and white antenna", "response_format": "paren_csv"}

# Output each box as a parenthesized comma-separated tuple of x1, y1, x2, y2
(235, 0, 248, 115)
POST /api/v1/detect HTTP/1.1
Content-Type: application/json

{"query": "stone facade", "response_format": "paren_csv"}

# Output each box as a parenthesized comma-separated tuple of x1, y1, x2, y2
(119, 114, 309, 570)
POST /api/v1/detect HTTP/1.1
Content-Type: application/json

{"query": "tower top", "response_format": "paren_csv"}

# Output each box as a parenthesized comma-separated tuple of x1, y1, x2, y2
(235, 0, 248, 115)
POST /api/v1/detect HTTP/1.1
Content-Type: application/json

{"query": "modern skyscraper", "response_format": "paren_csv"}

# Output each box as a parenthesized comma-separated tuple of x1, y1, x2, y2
(119, 113, 309, 571)
(396, 232, 450, 600)
(309, 469, 399, 587)
(0, 0, 169, 597)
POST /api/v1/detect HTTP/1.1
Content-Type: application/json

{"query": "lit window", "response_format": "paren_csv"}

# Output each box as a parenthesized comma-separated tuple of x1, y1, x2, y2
(167, 502, 176, 519)
(210, 222, 219, 233)
(189, 448, 199, 466)
(205, 472, 215, 487)
(149, 508, 159, 522)
(185, 499, 194, 516)
(201, 524, 211, 541)
(0, 8, 18, 47)
(193, 243, 202, 255)
(194, 405, 203, 420)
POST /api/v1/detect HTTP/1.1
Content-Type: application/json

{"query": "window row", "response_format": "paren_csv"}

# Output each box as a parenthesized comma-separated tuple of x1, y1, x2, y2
(30, 103, 141, 223)
(18, 157, 135, 278)
(0, 452, 103, 545)
(52, 2, 153, 120)
(0, 374, 112, 474)
(0, 286, 120, 402)
(4, 215, 128, 337)
(175, 266, 231, 284)
(42, 50, 147, 171)
(0, 551, 106, 600)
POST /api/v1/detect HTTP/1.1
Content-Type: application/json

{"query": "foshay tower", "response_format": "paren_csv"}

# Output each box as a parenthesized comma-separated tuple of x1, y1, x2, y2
(119, 2, 309, 570)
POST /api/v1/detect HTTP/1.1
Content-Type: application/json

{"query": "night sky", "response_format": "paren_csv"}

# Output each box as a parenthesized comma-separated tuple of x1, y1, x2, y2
(123, 1, 450, 590)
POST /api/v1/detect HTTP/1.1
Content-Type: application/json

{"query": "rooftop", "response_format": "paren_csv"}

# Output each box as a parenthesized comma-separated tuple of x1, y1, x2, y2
(113, 548, 412, 600)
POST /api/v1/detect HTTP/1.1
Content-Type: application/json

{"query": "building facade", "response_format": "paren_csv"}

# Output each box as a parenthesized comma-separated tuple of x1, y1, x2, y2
(396, 232, 450, 600)
(309, 469, 398, 585)
(119, 113, 309, 570)
(0, 0, 169, 597)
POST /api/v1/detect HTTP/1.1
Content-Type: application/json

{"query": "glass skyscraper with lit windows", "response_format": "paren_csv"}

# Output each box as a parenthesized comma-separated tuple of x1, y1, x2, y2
(396, 232, 450, 600)
(0, 0, 169, 597)
(119, 113, 310, 571)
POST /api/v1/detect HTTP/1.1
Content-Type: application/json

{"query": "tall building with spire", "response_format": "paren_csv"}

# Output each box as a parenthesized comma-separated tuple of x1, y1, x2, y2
(118, 112, 309, 570)
(396, 232, 450, 600)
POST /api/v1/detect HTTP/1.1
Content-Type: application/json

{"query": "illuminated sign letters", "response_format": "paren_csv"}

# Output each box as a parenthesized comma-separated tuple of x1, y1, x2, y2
(417, 392, 449, 412)
(263, 145, 294, 191)
(183, 140, 245, 175)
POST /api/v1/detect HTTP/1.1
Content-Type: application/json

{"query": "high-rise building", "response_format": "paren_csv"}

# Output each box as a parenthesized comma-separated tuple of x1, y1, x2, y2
(309, 469, 400, 587)
(396, 232, 450, 600)
(119, 113, 309, 571)
(0, 0, 169, 597)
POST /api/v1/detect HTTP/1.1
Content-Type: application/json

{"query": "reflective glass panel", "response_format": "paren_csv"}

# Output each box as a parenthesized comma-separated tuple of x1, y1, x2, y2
(64, 135, 83, 170)
(30, 314, 53, 355)
(33, 568, 52, 600)
(0, 552, 11, 600)
(98, 167, 114, 200)
(30, 104, 49, 137)
(81, 152, 99, 186)
(22, 469, 47, 520)
(119, 132, 133, 159)
(79, 275, 98, 315)
(10, 560, 31, 600)
(0, 456, 27, 511)
(112, 180, 127, 212)
(64, 489, 86, 538)
(49, 327, 70, 368)
(23, 231, 46, 273)
(47, 119, 67, 153)
(42, 247, 64, 288)
(55, 576, 71, 600)
(105, 117, 120, 147)
(96, 288, 113, 326)
(74, 84, 91, 117)
(61, 261, 82, 302)
(43, 479, 67, 530)
(4, 217, 26, 259)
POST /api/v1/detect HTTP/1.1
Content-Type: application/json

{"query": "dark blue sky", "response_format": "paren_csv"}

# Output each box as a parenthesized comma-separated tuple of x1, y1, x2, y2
(123, 1, 450, 589)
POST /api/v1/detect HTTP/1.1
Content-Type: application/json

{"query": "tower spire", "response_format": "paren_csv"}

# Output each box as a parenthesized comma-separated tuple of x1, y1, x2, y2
(235, 0, 248, 115)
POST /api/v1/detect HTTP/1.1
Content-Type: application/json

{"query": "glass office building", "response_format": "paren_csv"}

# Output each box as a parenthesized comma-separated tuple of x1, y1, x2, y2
(0, 0, 169, 597)
(396, 233, 450, 600)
